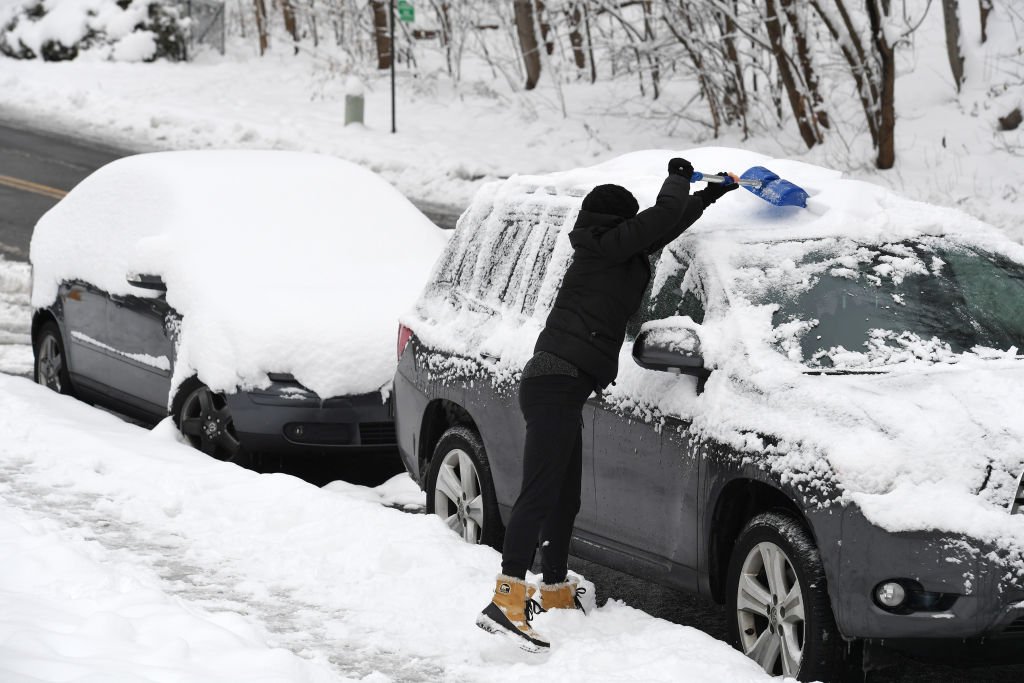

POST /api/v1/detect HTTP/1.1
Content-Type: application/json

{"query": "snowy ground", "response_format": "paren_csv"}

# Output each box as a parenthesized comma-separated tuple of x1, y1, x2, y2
(0, 374, 772, 682)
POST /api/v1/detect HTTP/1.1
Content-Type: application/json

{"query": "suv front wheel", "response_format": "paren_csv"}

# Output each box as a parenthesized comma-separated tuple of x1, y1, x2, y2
(726, 511, 845, 681)
(426, 426, 503, 549)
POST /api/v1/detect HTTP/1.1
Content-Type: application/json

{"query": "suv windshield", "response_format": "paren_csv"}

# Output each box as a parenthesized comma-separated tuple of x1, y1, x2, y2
(762, 241, 1024, 369)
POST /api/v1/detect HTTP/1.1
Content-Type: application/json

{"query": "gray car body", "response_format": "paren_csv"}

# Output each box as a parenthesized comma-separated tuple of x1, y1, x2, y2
(392, 185, 1024, 654)
(33, 280, 395, 452)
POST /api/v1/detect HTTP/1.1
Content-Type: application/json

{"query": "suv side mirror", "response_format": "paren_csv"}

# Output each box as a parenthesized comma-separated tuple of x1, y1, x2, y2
(126, 273, 167, 292)
(632, 324, 711, 392)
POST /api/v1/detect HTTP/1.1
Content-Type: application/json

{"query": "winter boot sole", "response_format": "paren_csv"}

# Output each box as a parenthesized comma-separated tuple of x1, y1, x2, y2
(475, 603, 549, 653)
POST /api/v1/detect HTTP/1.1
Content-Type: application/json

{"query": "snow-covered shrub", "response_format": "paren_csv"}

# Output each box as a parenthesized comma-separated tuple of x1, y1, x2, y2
(0, 0, 187, 62)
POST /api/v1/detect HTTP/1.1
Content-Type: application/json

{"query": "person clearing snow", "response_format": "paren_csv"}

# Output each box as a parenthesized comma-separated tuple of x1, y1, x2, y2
(475, 158, 740, 651)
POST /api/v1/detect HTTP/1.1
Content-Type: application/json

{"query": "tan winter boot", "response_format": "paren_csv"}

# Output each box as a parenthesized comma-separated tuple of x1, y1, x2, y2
(541, 579, 587, 613)
(476, 575, 550, 652)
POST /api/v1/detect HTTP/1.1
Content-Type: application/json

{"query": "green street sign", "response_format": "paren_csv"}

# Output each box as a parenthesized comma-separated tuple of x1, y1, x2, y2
(397, 0, 414, 23)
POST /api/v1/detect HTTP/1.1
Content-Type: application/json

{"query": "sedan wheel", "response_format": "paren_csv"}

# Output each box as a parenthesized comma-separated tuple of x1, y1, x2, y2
(177, 384, 242, 461)
(426, 426, 504, 549)
(34, 322, 73, 395)
(726, 511, 845, 681)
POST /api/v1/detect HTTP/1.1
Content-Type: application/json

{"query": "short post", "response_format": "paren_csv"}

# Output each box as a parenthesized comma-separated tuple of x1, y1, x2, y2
(344, 76, 364, 126)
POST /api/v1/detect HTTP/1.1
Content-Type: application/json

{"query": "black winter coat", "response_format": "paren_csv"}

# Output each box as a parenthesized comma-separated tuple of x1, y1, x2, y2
(534, 175, 704, 389)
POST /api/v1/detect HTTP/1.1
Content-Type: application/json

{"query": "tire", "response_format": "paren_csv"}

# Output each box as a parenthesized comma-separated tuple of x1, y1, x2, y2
(172, 379, 245, 463)
(33, 321, 74, 396)
(425, 425, 504, 549)
(726, 511, 845, 681)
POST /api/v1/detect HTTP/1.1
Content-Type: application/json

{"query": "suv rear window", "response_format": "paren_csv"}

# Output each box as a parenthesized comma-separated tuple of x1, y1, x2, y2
(422, 185, 576, 320)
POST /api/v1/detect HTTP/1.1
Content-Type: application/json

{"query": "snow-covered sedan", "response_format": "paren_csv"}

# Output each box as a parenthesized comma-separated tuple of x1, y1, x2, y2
(30, 151, 447, 461)
(394, 148, 1024, 680)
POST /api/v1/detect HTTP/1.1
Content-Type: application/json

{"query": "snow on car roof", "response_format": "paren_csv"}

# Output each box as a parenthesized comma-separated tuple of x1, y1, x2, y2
(30, 150, 448, 399)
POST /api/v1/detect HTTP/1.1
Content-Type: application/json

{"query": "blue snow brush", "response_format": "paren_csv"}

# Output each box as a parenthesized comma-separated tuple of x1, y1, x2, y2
(691, 166, 809, 208)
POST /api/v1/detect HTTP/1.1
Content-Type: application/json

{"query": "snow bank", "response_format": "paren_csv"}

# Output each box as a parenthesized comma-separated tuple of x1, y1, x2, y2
(30, 150, 448, 399)
(0, 256, 32, 375)
(410, 146, 1024, 576)
(0, 374, 771, 682)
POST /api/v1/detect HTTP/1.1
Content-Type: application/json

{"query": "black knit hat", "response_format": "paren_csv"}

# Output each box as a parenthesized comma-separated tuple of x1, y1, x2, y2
(581, 184, 639, 219)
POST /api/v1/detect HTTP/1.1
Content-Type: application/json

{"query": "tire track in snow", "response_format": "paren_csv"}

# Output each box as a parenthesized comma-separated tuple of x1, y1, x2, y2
(0, 460, 451, 683)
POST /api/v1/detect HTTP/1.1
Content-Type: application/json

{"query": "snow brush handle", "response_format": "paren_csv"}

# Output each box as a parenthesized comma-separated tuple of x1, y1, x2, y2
(691, 171, 762, 188)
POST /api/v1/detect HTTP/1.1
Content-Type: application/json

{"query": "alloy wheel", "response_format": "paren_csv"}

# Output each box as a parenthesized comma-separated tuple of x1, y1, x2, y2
(735, 541, 805, 677)
(36, 334, 64, 393)
(178, 385, 241, 460)
(432, 447, 484, 544)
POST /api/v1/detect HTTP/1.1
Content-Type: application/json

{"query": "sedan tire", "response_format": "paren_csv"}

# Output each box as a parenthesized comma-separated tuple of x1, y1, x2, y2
(173, 379, 245, 463)
(726, 511, 845, 681)
(426, 426, 504, 549)
(34, 321, 74, 396)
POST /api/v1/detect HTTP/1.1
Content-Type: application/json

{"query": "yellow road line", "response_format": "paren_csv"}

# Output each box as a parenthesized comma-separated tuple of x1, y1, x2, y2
(0, 174, 67, 200)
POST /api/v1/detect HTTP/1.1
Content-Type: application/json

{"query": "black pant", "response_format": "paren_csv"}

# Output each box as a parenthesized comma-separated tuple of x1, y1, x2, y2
(501, 373, 593, 583)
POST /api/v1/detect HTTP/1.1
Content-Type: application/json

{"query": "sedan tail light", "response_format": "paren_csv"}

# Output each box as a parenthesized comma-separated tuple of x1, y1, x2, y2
(397, 323, 414, 360)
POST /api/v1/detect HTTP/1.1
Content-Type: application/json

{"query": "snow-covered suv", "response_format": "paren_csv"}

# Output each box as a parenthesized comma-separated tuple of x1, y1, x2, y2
(393, 148, 1024, 680)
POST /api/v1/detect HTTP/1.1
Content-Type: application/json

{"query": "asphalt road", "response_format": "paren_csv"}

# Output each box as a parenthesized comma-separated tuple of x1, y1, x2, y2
(0, 123, 127, 260)
(3, 121, 1022, 682)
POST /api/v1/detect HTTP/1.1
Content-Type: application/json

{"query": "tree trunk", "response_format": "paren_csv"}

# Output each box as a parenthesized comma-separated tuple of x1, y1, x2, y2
(979, 0, 993, 43)
(370, 0, 392, 70)
(866, 0, 896, 169)
(720, 4, 749, 137)
(253, 0, 269, 55)
(810, 0, 879, 146)
(780, 0, 829, 129)
(583, 3, 596, 83)
(282, 0, 299, 54)
(514, 0, 542, 90)
(941, 0, 965, 91)
(764, 0, 819, 148)
(535, 0, 554, 56)
(566, 3, 586, 71)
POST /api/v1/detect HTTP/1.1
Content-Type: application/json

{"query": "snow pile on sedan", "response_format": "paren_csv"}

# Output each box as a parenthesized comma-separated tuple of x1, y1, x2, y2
(30, 150, 447, 400)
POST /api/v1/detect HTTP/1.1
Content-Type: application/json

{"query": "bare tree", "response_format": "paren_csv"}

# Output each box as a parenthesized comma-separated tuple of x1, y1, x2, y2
(565, 1, 587, 71)
(764, 0, 821, 148)
(253, 0, 269, 55)
(370, 0, 392, 70)
(514, 0, 542, 89)
(979, 0, 993, 42)
(865, 0, 897, 169)
(282, 0, 300, 54)
(941, 0, 966, 91)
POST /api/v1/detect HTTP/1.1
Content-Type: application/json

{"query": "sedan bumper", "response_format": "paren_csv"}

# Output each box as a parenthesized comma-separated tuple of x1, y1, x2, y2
(225, 381, 395, 454)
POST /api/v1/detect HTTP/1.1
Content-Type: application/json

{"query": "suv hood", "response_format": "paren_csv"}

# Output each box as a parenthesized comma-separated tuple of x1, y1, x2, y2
(696, 358, 1024, 553)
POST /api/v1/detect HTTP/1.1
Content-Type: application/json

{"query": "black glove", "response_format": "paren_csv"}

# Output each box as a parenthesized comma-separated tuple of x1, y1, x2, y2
(694, 171, 739, 207)
(667, 157, 694, 180)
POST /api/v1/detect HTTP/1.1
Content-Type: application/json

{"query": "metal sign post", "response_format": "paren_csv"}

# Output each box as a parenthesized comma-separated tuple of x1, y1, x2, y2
(389, 0, 414, 134)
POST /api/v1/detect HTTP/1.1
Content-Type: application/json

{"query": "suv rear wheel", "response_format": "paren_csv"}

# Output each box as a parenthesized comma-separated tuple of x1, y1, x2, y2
(726, 511, 844, 681)
(426, 426, 503, 549)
